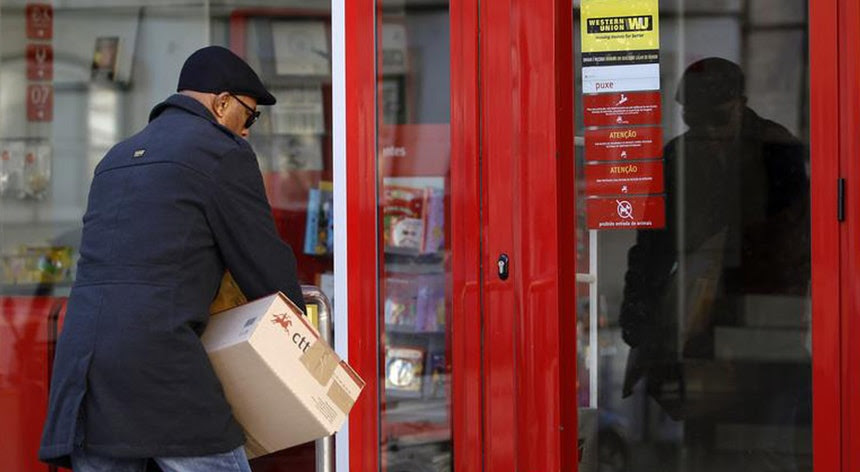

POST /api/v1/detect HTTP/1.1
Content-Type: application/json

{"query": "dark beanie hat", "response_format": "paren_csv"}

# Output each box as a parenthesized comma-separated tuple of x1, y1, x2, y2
(177, 46, 276, 105)
(675, 57, 745, 107)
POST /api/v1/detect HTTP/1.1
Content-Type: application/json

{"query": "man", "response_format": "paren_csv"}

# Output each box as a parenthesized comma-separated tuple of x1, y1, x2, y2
(620, 57, 810, 404)
(39, 46, 305, 471)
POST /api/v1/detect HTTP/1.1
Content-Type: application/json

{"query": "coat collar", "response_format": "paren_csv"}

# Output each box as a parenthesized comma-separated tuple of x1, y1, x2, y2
(148, 94, 217, 124)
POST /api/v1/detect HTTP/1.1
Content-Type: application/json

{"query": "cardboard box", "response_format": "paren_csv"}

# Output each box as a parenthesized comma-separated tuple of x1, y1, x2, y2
(202, 292, 365, 458)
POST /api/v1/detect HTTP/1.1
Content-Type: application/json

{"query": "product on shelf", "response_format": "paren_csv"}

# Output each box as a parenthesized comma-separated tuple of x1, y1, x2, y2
(385, 346, 425, 395)
(0, 245, 72, 285)
(304, 181, 334, 255)
(426, 351, 448, 399)
(0, 140, 52, 200)
(382, 184, 444, 254)
(384, 273, 445, 333)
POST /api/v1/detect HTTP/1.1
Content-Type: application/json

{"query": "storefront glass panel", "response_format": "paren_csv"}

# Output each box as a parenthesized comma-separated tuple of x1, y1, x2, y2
(0, 2, 333, 471)
(374, 1, 453, 470)
(574, 1, 812, 471)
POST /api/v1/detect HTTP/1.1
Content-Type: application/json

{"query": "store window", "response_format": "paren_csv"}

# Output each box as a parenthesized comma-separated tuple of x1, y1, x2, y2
(375, 1, 453, 470)
(0, 2, 333, 471)
(574, 1, 811, 471)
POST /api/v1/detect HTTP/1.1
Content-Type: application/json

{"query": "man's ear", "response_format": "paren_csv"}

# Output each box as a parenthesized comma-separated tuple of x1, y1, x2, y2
(211, 92, 230, 119)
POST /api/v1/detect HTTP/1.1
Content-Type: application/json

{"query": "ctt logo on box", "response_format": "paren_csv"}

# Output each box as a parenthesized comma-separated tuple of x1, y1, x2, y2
(586, 16, 653, 34)
(271, 313, 313, 353)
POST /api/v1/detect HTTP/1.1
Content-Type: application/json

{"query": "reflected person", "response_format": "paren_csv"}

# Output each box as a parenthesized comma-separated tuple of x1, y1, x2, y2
(619, 57, 810, 469)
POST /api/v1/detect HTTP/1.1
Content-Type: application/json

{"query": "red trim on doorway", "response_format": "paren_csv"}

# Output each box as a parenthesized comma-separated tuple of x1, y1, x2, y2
(480, 0, 518, 468)
(554, 0, 577, 469)
(510, 0, 569, 469)
(345, 0, 380, 470)
(480, 0, 571, 469)
(450, 0, 483, 470)
(839, 0, 860, 470)
(810, 0, 842, 471)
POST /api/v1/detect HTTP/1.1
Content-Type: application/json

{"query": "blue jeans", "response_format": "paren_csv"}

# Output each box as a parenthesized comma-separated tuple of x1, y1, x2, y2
(70, 446, 252, 472)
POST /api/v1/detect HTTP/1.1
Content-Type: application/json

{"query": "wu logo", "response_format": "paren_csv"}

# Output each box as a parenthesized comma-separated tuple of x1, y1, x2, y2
(627, 17, 650, 30)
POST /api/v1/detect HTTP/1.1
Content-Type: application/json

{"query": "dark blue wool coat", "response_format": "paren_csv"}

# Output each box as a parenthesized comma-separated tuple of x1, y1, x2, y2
(38, 94, 305, 467)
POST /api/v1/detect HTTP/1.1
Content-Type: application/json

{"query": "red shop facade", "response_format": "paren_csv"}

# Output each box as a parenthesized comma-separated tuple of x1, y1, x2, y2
(1, 0, 858, 471)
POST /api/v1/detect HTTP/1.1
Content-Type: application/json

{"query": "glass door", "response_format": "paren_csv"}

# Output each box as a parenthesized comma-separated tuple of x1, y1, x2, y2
(573, 1, 817, 471)
(0, 2, 339, 471)
(374, 2, 454, 471)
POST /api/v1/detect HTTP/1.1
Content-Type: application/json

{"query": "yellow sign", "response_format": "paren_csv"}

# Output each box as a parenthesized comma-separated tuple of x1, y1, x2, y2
(581, 0, 660, 54)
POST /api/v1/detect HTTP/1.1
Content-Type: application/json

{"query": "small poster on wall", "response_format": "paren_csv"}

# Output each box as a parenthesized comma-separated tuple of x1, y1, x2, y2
(91, 37, 120, 82)
(381, 21, 409, 75)
(271, 21, 330, 76)
(270, 88, 325, 135)
(271, 135, 323, 172)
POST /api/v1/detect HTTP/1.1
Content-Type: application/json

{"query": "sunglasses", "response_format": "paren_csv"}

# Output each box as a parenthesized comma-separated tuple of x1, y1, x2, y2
(229, 93, 261, 129)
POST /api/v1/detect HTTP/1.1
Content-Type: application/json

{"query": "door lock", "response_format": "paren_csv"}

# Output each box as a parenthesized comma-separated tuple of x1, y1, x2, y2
(497, 253, 510, 280)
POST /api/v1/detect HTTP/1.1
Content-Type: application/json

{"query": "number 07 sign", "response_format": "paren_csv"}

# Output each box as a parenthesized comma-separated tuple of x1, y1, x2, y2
(27, 84, 53, 122)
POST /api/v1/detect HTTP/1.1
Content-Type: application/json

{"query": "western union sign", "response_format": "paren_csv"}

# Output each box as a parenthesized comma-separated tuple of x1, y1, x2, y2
(581, 0, 660, 54)
(580, 0, 661, 93)
(586, 16, 654, 34)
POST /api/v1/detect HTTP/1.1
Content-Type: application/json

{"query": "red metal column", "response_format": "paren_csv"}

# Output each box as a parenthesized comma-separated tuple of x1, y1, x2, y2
(839, 0, 860, 470)
(480, 0, 573, 470)
(345, 0, 380, 470)
(480, 0, 518, 467)
(555, 0, 578, 468)
(450, 0, 484, 470)
(810, 0, 842, 471)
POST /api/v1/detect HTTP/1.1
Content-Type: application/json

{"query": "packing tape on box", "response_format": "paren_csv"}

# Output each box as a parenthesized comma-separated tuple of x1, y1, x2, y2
(327, 381, 356, 416)
(300, 341, 339, 385)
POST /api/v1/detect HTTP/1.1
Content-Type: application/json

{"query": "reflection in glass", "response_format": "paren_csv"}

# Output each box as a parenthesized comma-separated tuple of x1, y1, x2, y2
(377, 1, 453, 471)
(576, 2, 812, 471)
(1, 3, 337, 471)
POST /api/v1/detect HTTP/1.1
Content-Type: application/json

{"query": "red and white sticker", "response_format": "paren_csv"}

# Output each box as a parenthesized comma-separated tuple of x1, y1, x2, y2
(27, 84, 53, 122)
(26, 4, 53, 40)
(583, 91, 661, 127)
(586, 196, 665, 230)
(585, 161, 664, 197)
(27, 43, 53, 80)
(585, 126, 662, 161)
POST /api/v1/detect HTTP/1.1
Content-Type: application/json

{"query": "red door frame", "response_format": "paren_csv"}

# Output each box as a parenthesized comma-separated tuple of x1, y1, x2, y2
(344, 0, 379, 471)
(810, 0, 843, 471)
(838, 0, 860, 470)
(449, 0, 483, 470)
